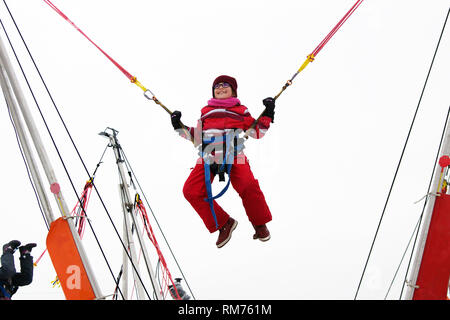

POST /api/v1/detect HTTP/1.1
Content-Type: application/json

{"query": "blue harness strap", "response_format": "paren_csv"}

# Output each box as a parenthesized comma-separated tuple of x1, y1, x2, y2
(202, 133, 242, 230)
(203, 161, 219, 229)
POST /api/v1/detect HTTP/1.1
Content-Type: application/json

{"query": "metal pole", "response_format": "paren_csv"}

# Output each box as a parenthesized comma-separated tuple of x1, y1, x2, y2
(107, 129, 162, 300)
(121, 215, 129, 299)
(0, 30, 70, 218)
(0, 63, 55, 225)
(403, 111, 450, 299)
(118, 184, 145, 300)
(0, 33, 102, 298)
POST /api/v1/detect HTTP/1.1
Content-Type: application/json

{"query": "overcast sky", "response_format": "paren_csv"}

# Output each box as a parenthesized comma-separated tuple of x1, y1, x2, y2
(0, 0, 449, 300)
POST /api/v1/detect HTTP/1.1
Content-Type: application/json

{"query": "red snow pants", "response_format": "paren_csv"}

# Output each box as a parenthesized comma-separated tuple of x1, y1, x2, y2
(183, 154, 272, 233)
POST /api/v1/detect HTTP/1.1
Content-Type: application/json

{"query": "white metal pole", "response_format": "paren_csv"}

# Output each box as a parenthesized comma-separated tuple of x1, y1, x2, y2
(118, 184, 145, 300)
(121, 216, 129, 299)
(403, 111, 450, 299)
(108, 131, 162, 300)
(0, 34, 102, 299)
(0, 32, 70, 218)
(0, 64, 55, 225)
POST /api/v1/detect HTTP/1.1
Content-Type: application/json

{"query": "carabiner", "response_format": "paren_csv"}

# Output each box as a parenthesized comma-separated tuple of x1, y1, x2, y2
(144, 89, 155, 100)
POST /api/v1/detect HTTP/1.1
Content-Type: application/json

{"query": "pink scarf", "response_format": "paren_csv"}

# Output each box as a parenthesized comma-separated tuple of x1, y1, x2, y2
(207, 97, 241, 108)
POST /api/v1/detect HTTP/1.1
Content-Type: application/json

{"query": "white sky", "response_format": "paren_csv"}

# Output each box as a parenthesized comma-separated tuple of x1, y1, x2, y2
(0, 0, 449, 300)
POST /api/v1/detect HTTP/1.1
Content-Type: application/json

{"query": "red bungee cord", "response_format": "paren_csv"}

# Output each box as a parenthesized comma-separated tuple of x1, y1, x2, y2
(43, 0, 134, 82)
(311, 0, 364, 57)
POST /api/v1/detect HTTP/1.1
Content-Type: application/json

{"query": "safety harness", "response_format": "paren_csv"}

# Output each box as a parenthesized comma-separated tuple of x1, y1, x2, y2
(201, 131, 244, 229)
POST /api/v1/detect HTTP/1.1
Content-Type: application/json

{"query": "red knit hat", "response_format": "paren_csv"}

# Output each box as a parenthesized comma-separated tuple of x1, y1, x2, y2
(212, 75, 238, 97)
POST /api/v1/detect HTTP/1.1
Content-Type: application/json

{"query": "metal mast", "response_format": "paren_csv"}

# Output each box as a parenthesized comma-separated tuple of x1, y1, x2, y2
(0, 63, 54, 224)
(403, 110, 450, 299)
(0, 32, 102, 298)
(101, 128, 162, 300)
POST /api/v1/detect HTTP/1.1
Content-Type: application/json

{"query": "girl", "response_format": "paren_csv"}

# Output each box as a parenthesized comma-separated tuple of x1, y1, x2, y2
(171, 75, 275, 248)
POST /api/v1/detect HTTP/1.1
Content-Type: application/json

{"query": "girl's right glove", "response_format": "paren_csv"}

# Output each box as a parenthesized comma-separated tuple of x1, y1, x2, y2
(171, 111, 182, 130)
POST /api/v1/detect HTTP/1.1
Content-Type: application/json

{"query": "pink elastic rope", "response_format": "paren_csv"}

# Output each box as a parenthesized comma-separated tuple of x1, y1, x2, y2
(43, 0, 134, 81)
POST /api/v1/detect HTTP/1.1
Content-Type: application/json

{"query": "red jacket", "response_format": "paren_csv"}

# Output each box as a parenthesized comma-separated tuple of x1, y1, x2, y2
(179, 104, 272, 144)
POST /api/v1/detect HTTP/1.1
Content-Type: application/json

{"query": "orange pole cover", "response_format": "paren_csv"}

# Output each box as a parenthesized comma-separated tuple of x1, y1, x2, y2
(46, 217, 96, 300)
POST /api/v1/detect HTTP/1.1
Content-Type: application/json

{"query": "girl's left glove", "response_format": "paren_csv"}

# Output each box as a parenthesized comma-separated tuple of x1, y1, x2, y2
(262, 97, 275, 122)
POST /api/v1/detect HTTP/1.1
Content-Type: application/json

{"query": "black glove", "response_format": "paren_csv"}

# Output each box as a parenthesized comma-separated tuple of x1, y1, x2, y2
(262, 97, 275, 122)
(19, 243, 36, 257)
(3, 240, 21, 254)
(171, 111, 182, 130)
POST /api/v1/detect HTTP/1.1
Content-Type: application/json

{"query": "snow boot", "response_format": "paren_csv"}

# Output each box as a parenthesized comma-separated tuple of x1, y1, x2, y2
(253, 224, 271, 242)
(216, 217, 238, 248)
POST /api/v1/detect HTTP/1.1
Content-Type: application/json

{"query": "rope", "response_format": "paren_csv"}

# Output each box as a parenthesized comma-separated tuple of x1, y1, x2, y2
(244, 0, 365, 139)
(34, 146, 104, 266)
(135, 195, 181, 299)
(121, 146, 196, 299)
(354, 8, 450, 300)
(384, 215, 421, 300)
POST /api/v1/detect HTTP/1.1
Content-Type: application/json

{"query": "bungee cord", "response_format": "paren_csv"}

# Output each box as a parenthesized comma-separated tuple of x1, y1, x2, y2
(41, 0, 193, 141)
(275, 0, 364, 100)
(243, 0, 365, 138)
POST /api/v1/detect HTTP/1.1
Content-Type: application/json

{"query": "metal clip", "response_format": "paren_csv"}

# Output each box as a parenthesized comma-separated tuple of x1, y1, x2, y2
(143, 89, 155, 100)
